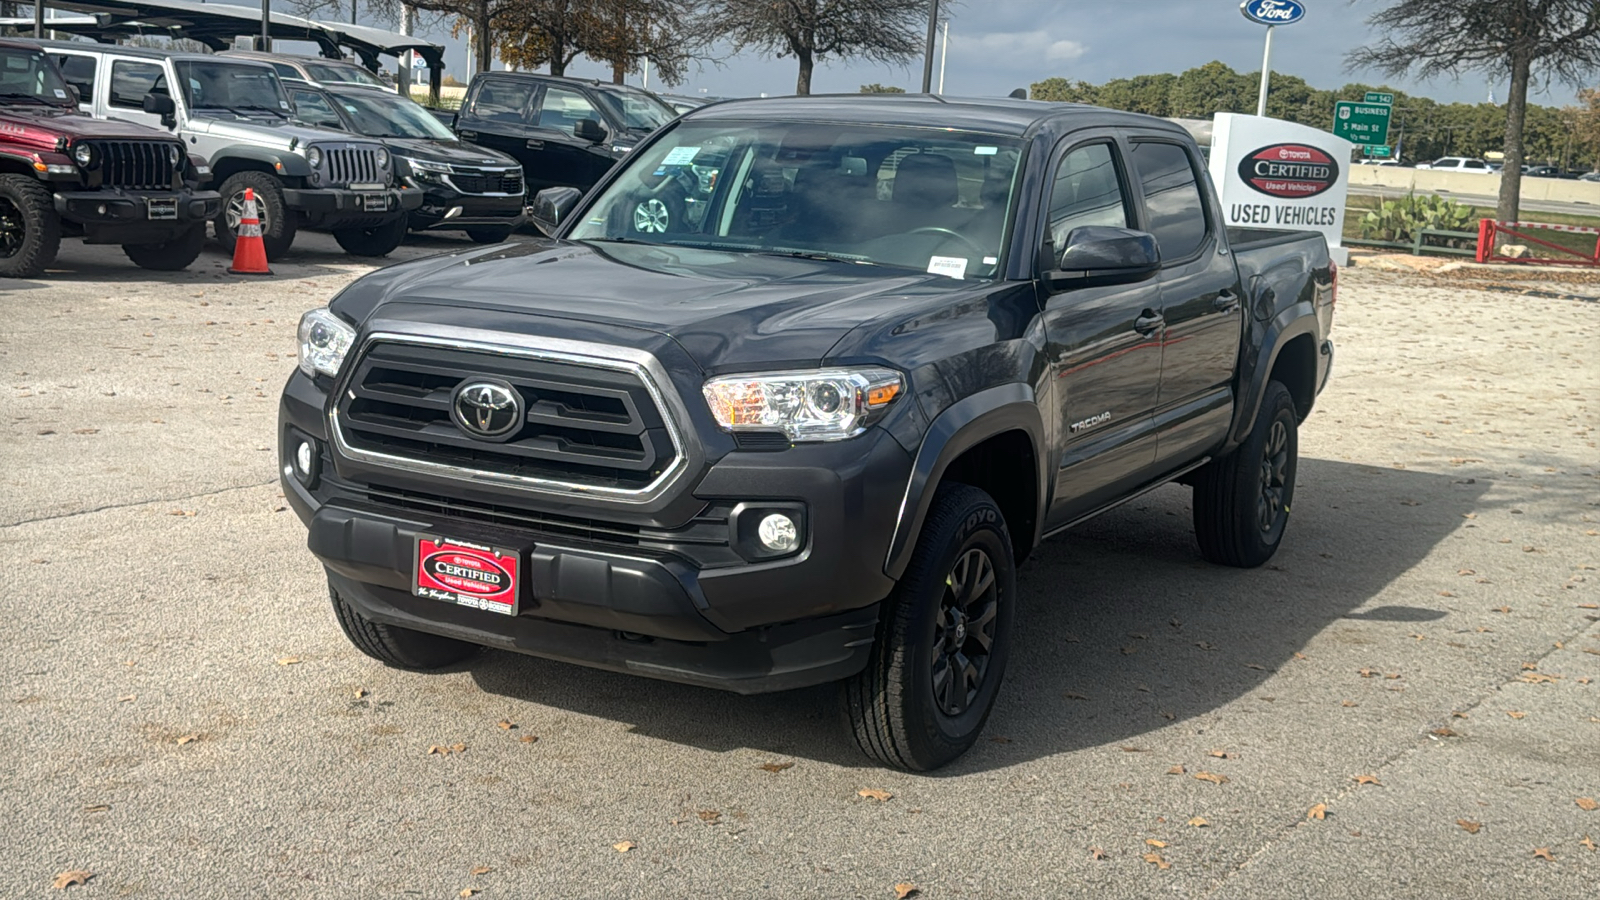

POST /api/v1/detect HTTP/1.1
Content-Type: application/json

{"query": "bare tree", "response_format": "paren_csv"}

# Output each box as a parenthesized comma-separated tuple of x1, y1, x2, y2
(700, 0, 926, 95)
(1348, 0, 1600, 223)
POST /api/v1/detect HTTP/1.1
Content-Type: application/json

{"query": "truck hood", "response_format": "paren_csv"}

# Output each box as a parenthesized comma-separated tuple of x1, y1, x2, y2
(331, 239, 971, 371)
(188, 115, 378, 150)
(1, 108, 177, 141)
(381, 136, 518, 168)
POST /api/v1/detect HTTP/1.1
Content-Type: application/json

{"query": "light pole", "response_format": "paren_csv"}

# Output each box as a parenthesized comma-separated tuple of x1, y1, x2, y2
(1255, 25, 1273, 117)
(920, 0, 939, 94)
(261, 0, 272, 51)
(937, 21, 949, 94)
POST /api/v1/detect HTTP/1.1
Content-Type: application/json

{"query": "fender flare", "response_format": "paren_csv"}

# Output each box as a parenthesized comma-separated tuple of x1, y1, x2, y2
(883, 383, 1049, 580)
(213, 147, 310, 179)
(1227, 305, 1320, 447)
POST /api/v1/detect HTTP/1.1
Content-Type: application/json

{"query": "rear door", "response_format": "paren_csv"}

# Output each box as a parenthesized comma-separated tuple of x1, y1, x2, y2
(1040, 135, 1166, 528)
(454, 76, 543, 179)
(1125, 138, 1242, 468)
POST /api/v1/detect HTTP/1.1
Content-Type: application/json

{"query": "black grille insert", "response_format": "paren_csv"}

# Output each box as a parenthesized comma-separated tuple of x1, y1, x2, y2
(448, 169, 524, 195)
(338, 343, 679, 492)
(90, 140, 177, 189)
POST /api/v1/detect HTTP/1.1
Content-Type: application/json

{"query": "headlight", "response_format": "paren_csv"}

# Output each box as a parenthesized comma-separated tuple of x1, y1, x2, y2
(305, 146, 323, 168)
(702, 368, 903, 441)
(297, 308, 356, 378)
(403, 157, 449, 181)
(375, 147, 390, 168)
(72, 143, 94, 167)
(167, 144, 182, 166)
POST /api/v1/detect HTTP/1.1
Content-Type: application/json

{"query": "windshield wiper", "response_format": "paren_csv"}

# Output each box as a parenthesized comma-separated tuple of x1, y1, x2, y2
(0, 92, 54, 105)
(666, 239, 877, 265)
(197, 103, 285, 117)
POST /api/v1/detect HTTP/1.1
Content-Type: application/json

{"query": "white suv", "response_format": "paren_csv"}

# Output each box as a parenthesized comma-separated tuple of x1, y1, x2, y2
(1416, 157, 1495, 174)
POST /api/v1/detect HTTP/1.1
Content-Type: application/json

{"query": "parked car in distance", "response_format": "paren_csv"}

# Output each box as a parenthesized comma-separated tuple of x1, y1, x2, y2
(37, 40, 421, 259)
(220, 50, 390, 91)
(0, 39, 220, 277)
(657, 93, 713, 115)
(1578, 171, 1600, 183)
(284, 80, 525, 243)
(452, 72, 678, 195)
(281, 94, 1336, 771)
(1415, 157, 1494, 173)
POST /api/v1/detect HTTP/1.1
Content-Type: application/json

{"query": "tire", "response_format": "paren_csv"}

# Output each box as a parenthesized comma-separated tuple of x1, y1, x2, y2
(0, 174, 62, 278)
(465, 225, 513, 244)
(1192, 380, 1299, 568)
(122, 224, 206, 271)
(843, 483, 1016, 771)
(329, 583, 480, 670)
(333, 215, 408, 257)
(215, 171, 296, 261)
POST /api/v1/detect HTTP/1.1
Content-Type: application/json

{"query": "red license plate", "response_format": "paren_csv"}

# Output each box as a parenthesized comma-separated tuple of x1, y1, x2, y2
(414, 537, 519, 616)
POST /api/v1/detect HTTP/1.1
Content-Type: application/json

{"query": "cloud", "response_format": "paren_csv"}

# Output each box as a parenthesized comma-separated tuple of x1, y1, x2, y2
(959, 30, 1087, 65)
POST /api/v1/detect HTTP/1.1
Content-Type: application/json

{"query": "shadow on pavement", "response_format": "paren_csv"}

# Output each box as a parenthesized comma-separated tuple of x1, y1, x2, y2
(467, 458, 1493, 773)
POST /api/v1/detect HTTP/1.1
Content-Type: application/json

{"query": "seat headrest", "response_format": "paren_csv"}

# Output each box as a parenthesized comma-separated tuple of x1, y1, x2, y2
(893, 154, 958, 208)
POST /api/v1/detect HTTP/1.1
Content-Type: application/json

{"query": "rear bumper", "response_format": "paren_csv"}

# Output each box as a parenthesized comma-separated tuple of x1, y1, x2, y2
(282, 186, 424, 226)
(54, 188, 219, 241)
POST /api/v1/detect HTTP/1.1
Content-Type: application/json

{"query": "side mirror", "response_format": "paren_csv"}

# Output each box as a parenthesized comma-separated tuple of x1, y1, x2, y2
(531, 186, 583, 234)
(1047, 226, 1161, 291)
(573, 117, 607, 144)
(143, 93, 177, 128)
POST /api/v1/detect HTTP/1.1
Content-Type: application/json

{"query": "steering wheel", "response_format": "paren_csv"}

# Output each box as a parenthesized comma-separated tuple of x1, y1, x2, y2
(907, 226, 986, 256)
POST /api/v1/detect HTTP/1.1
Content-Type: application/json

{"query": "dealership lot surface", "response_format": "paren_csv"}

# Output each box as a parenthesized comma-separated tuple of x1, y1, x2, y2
(2, 238, 1597, 898)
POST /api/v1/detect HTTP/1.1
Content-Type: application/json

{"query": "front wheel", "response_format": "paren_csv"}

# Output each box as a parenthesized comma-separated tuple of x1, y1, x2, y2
(1192, 380, 1299, 568)
(0, 174, 62, 278)
(333, 215, 408, 257)
(843, 483, 1015, 771)
(122, 224, 206, 271)
(215, 171, 296, 260)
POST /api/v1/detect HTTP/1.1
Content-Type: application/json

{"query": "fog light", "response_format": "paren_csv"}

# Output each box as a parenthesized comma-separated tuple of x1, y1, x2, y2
(97, 204, 107, 215)
(294, 441, 313, 477)
(757, 513, 798, 552)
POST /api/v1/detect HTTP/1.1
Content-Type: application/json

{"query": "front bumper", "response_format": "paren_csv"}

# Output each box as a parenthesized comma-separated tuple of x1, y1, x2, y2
(407, 188, 527, 231)
(278, 367, 910, 693)
(282, 186, 424, 226)
(54, 187, 220, 242)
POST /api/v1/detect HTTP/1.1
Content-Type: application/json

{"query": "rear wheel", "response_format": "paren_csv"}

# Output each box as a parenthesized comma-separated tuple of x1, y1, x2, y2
(1192, 380, 1299, 568)
(843, 483, 1015, 771)
(333, 215, 408, 257)
(215, 171, 296, 260)
(465, 225, 513, 244)
(0, 174, 61, 278)
(122, 224, 206, 271)
(330, 583, 480, 670)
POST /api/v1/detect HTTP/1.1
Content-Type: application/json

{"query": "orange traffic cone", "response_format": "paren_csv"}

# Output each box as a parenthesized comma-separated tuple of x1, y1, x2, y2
(228, 187, 272, 275)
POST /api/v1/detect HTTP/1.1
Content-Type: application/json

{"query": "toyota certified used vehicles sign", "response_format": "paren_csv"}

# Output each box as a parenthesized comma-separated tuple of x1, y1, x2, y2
(1237, 144, 1339, 199)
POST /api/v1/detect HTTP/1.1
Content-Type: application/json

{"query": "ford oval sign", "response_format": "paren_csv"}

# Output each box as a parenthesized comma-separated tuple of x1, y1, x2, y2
(1240, 0, 1306, 26)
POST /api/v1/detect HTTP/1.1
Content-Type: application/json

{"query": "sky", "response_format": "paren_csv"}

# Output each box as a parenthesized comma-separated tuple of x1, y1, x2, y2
(282, 0, 1587, 107)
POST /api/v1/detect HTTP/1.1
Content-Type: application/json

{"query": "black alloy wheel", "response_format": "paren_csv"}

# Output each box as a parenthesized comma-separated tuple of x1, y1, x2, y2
(0, 194, 23, 259)
(1257, 419, 1291, 534)
(930, 547, 1001, 716)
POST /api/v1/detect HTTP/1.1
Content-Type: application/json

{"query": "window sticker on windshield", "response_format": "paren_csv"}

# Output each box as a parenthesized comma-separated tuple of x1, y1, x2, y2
(928, 256, 968, 280)
(975, 146, 998, 156)
(660, 146, 700, 166)
(279, 100, 290, 109)
(983, 256, 998, 265)
(54, 89, 67, 98)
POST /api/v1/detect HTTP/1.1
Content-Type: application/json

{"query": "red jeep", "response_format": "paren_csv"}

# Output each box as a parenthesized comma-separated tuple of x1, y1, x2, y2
(0, 39, 220, 277)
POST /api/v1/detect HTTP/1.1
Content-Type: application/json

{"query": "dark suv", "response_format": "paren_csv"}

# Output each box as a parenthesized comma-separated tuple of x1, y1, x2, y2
(452, 73, 677, 196)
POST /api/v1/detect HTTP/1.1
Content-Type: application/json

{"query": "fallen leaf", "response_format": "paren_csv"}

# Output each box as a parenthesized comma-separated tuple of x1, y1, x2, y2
(760, 762, 794, 773)
(1145, 839, 1167, 848)
(117, 695, 134, 703)
(1581, 836, 1596, 852)
(894, 883, 920, 900)
(1522, 662, 1538, 670)
(697, 809, 721, 823)
(1384, 673, 1402, 680)
(1457, 568, 1476, 575)
(1493, 606, 1511, 614)
(1209, 749, 1235, 759)
(82, 804, 110, 813)
(1064, 692, 1090, 701)
(470, 866, 491, 875)
(1142, 852, 1171, 870)
(1457, 820, 1482, 834)
(1308, 804, 1327, 820)
(1342, 700, 1359, 708)
(1193, 771, 1229, 785)
(496, 719, 517, 730)
(275, 657, 301, 666)
(1089, 846, 1108, 860)
(353, 688, 367, 699)
(1161, 710, 1176, 720)
(613, 841, 636, 853)
(1532, 847, 1555, 861)
(1166, 765, 1186, 775)
(459, 890, 479, 898)
(1352, 775, 1381, 786)
(1432, 727, 1458, 737)
(1195, 642, 1218, 651)
(1188, 817, 1209, 827)
(1507, 710, 1527, 719)
(1119, 745, 1147, 753)
(858, 788, 893, 802)
(51, 870, 92, 889)
(428, 745, 449, 755)
(175, 733, 199, 745)
(517, 735, 539, 744)
(1578, 603, 1600, 610)
(1358, 668, 1377, 678)
(1577, 797, 1598, 812)
(1294, 652, 1308, 660)
(1245, 663, 1266, 671)
(451, 742, 467, 754)
(73, 428, 98, 435)
(1522, 673, 1559, 684)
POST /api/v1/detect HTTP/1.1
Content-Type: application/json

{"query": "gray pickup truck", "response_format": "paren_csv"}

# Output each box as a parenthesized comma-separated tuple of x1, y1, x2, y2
(37, 40, 420, 259)
(280, 95, 1334, 770)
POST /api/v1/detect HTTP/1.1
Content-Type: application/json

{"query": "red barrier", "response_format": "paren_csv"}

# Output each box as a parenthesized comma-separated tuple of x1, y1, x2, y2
(1476, 218, 1600, 267)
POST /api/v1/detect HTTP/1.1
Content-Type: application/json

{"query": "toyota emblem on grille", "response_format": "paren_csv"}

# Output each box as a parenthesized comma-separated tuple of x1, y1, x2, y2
(450, 379, 523, 440)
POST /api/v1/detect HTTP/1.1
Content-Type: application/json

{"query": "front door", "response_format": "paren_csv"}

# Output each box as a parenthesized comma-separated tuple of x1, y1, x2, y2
(526, 85, 614, 193)
(1040, 138, 1166, 528)
(1124, 139, 1244, 467)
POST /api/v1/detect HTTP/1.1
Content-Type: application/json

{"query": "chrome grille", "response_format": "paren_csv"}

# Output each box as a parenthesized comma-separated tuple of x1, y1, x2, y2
(335, 342, 681, 494)
(323, 146, 381, 186)
(90, 140, 177, 189)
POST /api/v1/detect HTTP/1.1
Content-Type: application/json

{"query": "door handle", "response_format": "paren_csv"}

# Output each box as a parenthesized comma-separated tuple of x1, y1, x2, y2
(525, 139, 545, 150)
(1133, 311, 1164, 335)
(1214, 291, 1240, 313)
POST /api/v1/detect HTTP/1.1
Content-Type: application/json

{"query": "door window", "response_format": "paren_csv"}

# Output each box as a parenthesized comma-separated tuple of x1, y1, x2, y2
(290, 90, 343, 129)
(109, 60, 165, 110)
(53, 54, 95, 101)
(271, 63, 300, 81)
(1045, 142, 1129, 250)
(536, 87, 600, 136)
(466, 79, 535, 122)
(1129, 141, 1208, 261)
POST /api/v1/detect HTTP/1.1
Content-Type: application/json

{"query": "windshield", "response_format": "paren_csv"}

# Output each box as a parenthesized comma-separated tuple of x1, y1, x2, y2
(570, 121, 1022, 279)
(594, 89, 676, 132)
(174, 60, 290, 115)
(305, 62, 386, 89)
(332, 90, 454, 139)
(0, 47, 72, 106)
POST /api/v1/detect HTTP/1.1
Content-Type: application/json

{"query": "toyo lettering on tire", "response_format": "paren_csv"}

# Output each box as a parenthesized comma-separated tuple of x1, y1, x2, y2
(1237, 144, 1338, 199)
